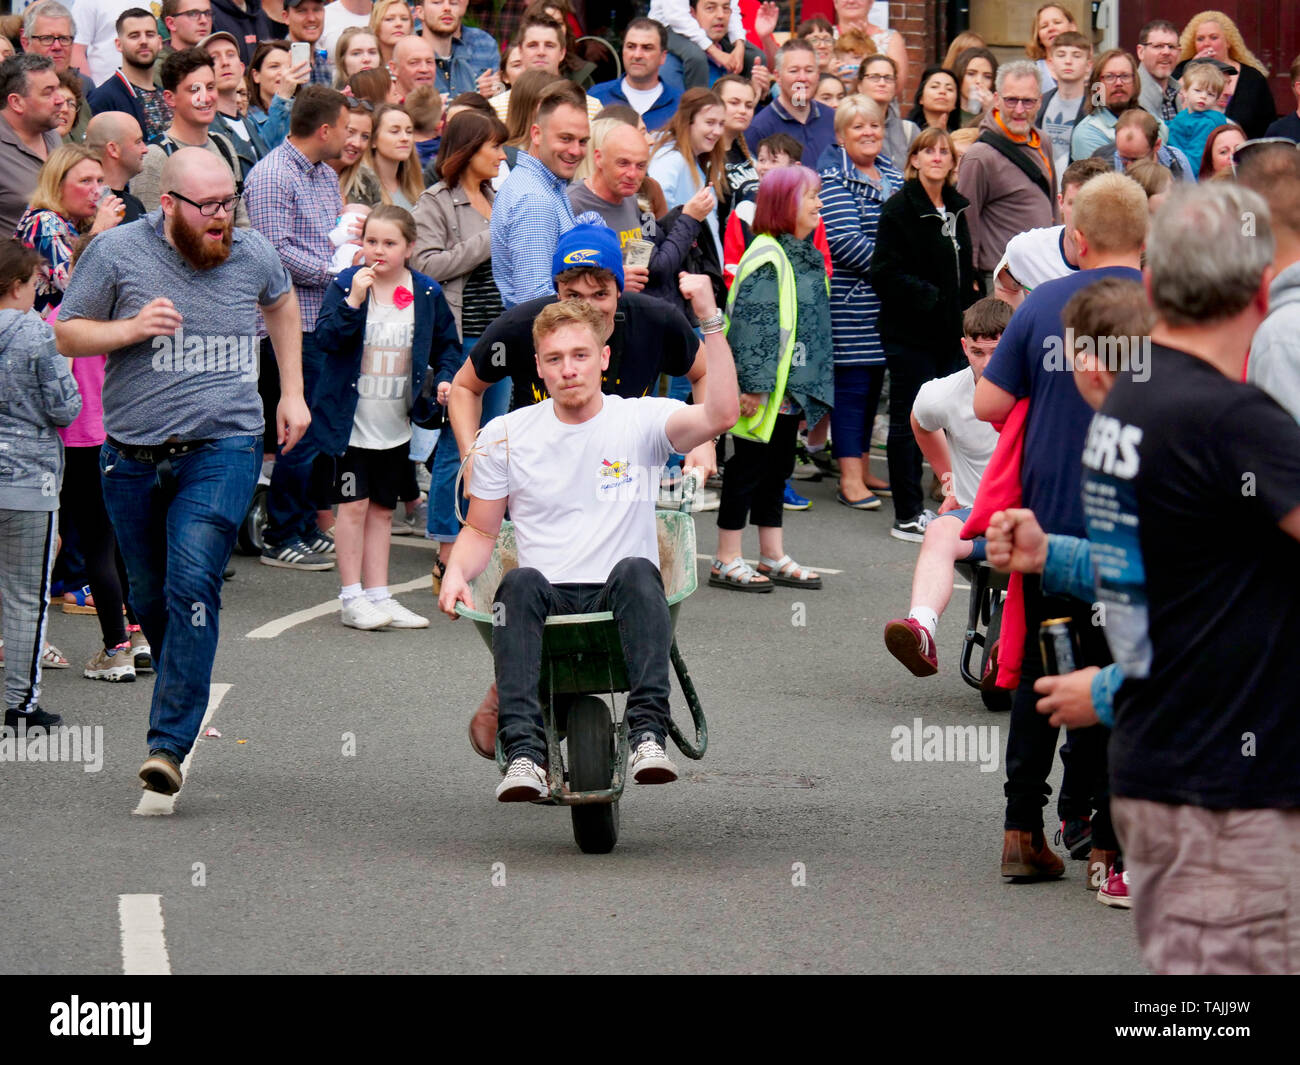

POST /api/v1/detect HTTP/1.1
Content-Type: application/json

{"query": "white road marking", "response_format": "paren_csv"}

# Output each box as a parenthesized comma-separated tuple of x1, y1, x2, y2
(244, 576, 430, 639)
(134, 683, 231, 817)
(389, 535, 437, 549)
(694, 553, 843, 575)
(118, 894, 171, 974)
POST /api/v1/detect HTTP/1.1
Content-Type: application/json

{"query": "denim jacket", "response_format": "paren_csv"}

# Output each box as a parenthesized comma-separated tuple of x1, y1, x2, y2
(0, 309, 82, 511)
(310, 266, 461, 456)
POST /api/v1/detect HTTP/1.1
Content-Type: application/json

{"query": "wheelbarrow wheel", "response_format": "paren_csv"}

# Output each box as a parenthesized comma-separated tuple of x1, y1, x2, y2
(567, 695, 619, 854)
(237, 483, 269, 556)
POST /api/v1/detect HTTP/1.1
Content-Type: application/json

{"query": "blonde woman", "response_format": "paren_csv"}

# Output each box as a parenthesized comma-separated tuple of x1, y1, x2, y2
(1175, 10, 1276, 137)
(370, 0, 413, 66)
(1024, 4, 1077, 94)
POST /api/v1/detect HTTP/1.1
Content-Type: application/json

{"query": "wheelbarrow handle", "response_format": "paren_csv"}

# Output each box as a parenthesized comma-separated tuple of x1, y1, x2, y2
(667, 638, 708, 760)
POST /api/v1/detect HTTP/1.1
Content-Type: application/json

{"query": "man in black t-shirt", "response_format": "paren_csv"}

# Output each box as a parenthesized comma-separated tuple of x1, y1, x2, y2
(1040, 183, 1300, 974)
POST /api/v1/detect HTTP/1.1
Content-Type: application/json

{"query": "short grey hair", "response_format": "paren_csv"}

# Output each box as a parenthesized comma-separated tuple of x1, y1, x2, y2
(996, 59, 1041, 95)
(23, 1, 76, 37)
(774, 38, 816, 72)
(833, 94, 885, 138)
(0, 54, 56, 104)
(1147, 183, 1274, 328)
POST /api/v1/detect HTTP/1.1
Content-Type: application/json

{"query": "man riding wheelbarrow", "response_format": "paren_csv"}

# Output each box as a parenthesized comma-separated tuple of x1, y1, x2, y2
(437, 278, 739, 803)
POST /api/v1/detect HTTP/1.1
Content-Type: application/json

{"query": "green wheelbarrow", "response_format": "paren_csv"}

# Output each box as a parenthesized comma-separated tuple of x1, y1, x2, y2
(455, 509, 708, 854)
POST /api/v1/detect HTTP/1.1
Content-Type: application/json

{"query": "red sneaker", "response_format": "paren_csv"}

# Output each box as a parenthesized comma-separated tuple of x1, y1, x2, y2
(884, 617, 939, 677)
(1098, 866, 1132, 909)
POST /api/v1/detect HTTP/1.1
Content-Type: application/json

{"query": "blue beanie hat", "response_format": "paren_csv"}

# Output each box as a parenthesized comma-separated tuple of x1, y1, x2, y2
(551, 223, 625, 291)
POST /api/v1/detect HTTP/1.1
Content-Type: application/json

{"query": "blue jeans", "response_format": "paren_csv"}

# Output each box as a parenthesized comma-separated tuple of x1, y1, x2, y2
(265, 330, 325, 547)
(427, 369, 510, 542)
(100, 435, 260, 757)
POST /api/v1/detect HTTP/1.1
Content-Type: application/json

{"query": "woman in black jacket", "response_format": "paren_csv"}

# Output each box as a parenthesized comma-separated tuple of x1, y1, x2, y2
(869, 126, 979, 541)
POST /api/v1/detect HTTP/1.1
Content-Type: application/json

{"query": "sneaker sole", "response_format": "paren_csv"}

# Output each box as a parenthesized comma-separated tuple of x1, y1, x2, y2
(632, 762, 679, 784)
(342, 613, 394, 631)
(84, 667, 136, 682)
(496, 781, 548, 802)
(133, 656, 154, 673)
(883, 621, 938, 677)
(782, 503, 812, 511)
(1097, 889, 1132, 909)
(383, 617, 430, 629)
(890, 528, 925, 543)
(260, 555, 335, 571)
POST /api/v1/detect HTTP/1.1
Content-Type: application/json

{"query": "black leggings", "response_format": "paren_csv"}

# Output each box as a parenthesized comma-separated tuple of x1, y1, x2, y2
(716, 413, 800, 530)
(60, 445, 134, 649)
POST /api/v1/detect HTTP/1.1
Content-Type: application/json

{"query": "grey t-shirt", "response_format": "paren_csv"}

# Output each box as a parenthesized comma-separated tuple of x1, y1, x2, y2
(58, 211, 293, 445)
(567, 181, 645, 250)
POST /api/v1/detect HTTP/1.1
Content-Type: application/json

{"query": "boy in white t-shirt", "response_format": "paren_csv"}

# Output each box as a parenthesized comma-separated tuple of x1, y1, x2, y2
(883, 298, 1010, 677)
(438, 285, 739, 802)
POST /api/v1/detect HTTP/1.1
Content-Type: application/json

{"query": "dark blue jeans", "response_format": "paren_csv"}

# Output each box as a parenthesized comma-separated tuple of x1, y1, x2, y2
(100, 435, 260, 757)
(265, 330, 325, 547)
(492, 557, 672, 765)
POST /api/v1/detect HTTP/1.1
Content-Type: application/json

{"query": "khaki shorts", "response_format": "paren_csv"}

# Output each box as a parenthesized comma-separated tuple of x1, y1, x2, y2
(1112, 797, 1300, 975)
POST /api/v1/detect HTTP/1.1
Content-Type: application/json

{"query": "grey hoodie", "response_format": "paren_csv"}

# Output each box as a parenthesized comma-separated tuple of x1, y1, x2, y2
(1248, 260, 1300, 422)
(0, 309, 81, 512)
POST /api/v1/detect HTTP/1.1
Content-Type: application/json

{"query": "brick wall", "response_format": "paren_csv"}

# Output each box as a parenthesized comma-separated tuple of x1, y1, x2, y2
(891, 0, 939, 96)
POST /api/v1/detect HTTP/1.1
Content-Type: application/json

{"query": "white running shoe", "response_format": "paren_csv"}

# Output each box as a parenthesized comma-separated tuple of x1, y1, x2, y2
(84, 643, 136, 682)
(630, 736, 678, 784)
(373, 597, 429, 628)
(495, 757, 549, 801)
(341, 596, 393, 630)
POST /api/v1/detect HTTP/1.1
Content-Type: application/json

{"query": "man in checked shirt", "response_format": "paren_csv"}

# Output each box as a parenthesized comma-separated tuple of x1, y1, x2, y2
(245, 84, 354, 570)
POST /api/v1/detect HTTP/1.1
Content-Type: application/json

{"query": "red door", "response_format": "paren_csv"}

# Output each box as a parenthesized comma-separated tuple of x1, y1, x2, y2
(1119, 1, 1297, 116)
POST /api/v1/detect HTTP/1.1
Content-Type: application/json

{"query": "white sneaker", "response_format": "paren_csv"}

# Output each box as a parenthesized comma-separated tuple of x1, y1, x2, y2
(372, 597, 429, 628)
(340, 596, 393, 630)
(495, 756, 549, 802)
(630, 736, 678, 784)
(83, 643, 136, 682)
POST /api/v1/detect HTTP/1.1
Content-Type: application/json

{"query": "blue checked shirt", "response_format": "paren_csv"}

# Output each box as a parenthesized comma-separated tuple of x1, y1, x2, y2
(244, 139, 342, 331)
(490, 152, 600, 308)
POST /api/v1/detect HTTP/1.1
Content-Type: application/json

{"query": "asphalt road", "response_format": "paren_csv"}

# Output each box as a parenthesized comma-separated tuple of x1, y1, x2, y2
(1, 466, 1144, 975)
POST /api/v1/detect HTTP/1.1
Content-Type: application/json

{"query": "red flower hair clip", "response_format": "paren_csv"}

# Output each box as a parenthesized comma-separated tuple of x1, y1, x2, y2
(393, 285, 413, 310)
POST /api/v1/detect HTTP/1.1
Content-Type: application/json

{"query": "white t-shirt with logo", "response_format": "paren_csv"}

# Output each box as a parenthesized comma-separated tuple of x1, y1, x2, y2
(911, 368, 998, 509)
(1041, 90, 1085, 187)
(350, 296, 414, 450)
(471, 393, 682, 583)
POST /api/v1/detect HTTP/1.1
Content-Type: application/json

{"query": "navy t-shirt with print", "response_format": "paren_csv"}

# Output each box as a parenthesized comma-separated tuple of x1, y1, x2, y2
(982, 266, 1142, 538)
(1085, 344, 1300, 808)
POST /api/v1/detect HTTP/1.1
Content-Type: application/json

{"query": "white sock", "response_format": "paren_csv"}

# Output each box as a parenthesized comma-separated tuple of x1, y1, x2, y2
(340, 583, 363, 603)
(908, 607, 938, 638)
(364, 586, 390, 603)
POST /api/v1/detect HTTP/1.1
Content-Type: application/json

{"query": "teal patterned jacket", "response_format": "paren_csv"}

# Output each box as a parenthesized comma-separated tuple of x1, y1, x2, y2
(725, 231, 834, 426)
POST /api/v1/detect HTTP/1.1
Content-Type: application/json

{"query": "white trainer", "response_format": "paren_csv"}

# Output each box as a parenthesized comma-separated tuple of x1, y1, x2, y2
(495, 757, 549, 802)
(630, 736, 678, 784)
(340, 596, 393, 630)
(372, 597, 429, 628)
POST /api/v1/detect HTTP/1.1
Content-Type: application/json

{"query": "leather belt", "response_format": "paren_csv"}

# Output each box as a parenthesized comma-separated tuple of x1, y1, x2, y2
(105, 436, 214, 464)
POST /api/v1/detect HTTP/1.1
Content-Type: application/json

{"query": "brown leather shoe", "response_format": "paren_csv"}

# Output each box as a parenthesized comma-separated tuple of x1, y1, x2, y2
(468, 682, 499, 760)
(1001, 829, 1066, 879)
(1086, 847, 1118, 891)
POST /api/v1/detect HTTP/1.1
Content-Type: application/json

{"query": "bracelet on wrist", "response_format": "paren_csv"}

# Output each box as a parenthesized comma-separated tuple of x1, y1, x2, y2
(698, 311, 725, 334)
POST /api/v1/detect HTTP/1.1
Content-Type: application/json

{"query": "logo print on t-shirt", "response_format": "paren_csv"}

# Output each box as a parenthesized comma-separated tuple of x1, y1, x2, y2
(599, 458, 631, 483)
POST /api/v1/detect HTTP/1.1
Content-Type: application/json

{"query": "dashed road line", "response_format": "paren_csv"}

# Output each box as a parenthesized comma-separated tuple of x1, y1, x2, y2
(118, 894, 171, 974)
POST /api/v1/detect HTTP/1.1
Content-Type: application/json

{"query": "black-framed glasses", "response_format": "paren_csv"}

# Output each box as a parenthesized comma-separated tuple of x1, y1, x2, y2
(173, 9, 213, 19)
(29, 34, 74, 47)
(168, 190, 239, 216)
(1099, 73, 1134, 84)
(1000, 97, 1040, 111)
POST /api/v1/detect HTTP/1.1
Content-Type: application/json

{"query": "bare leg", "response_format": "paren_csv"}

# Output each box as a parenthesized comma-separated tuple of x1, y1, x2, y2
(361, 503, 393, 590)
(806, 413, 830, 449)
(910, 515, 974, 624)
(334, 499, 367, 587)
(838, 456, 869, 499)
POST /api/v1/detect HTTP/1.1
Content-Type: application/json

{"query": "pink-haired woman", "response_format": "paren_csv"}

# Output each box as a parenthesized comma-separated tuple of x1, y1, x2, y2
(710, 164, 833, 592)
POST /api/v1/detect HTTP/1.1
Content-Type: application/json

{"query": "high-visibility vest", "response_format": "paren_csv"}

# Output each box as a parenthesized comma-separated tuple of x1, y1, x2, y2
(725, 234, 827, 443)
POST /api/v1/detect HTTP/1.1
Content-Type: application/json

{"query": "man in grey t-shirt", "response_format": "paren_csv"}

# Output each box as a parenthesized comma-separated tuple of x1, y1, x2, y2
(567, 123, 653, 292)
(56, 148, 310, 797)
